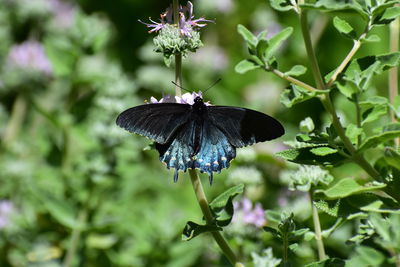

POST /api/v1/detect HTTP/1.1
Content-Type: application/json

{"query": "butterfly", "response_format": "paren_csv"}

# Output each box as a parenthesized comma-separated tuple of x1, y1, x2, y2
(116, 93, 284, 184)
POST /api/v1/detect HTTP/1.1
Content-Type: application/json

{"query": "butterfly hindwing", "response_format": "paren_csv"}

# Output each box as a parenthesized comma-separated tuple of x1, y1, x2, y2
(193, 119, 236, 183)
(116, 103, 191, 144)
(207, 106, 284, 148)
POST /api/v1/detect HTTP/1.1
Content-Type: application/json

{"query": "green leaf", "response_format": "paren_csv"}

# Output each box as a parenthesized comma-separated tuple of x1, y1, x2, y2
(333, 16, 356, 39)
(276, 146, 347, 166)
(361, 105, 387, 125)
(299, 117, 315, 133)
(269, 0, 296, 12)
(384, 147, 400, 169)
(317, 178, 386, 199)
(265, 27, 293, 61)
(209, 184, 244, 226)
(300, 0, 368, 20)
(280, 85, 326, 108)
(375, 6, 400, 25)
(310, 146, 338, 156)
(256, 39, 269, 61)
(284, 65, 307, 77)
(346, 246, 385, 267)
(314, 199, 341, 217)
(345, 124, 364, 144)
(44, 37, 79, 76)
(182, 221, 222, 241)
(305, 258, 345, 267)
(359, 123, 400, 151)
(336, 79, 360, 98)
(86, 234, 118, 249)
(237, 24, 257, 48)
(361, 34, 381, 43)
(235, 59, 260, 74)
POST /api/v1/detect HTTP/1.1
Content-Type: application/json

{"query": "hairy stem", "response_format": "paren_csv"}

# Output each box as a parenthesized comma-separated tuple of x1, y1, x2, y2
(173, 0, 182, 96)
(310, 191, 326, 260)
(188, 170, 242, 267)
(2, 93, 27, 146)
(389, 13, 399, 147)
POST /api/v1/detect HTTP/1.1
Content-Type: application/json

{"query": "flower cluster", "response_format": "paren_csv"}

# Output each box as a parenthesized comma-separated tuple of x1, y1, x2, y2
(149, 91, 211, 106)
(7, 40, 52, 75)
(140, 1, 211, 61)
(140, 1, 211, 37)
(232, 198, 266, 227)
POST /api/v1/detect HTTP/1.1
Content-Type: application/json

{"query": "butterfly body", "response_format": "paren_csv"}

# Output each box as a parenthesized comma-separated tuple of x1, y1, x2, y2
(116, 95, 284, 184)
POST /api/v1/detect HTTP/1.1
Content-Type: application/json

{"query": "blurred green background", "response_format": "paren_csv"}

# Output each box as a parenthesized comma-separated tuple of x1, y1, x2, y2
(0, 0, 394, 266)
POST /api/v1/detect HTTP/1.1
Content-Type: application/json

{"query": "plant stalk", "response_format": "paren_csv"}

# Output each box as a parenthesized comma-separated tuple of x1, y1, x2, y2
(389, 13, 399, 147)
(188, 170, 242, 267)
(269, 68, 319, 92)
(310, 191, 326, 260)
(354, 94, 362, 148)
(173, 0, 182, 96)
(298, 5, 384, 186)
(2, 93, 27, 146)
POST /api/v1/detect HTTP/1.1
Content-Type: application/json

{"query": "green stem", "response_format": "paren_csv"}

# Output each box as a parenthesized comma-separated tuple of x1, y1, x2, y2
(354, 94, 362, 148)
(63, 207, 88, 267)
(282, 233, 289, 264)
(299, 6, 325, 90)
(269, 68, 319, 92)
(310, 191, 326, 261)
(173, 0, 182, 96)
(389, 12, 399, 147)
(188, 170, 242, 266)
(297, 5, 384, 186)
(2, 93, 27, 146)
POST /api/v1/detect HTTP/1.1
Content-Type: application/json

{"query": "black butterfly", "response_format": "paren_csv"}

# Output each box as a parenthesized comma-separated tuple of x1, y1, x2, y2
(116, 95, 284, 184)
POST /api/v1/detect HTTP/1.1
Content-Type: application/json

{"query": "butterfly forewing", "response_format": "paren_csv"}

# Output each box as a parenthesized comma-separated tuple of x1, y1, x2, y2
(116, 103, 192, 144)
(207, 106, 284, 148)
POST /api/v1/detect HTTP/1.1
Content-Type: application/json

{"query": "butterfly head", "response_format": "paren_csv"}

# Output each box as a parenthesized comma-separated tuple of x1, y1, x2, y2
(194, 96, 203, 104)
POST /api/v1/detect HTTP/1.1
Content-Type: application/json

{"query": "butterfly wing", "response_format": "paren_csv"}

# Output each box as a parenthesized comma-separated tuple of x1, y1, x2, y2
(155, 120, 196, 182)
(193, 119, 236, 184)
(116, 103, 192, 144)
(207, 106, 284, 148)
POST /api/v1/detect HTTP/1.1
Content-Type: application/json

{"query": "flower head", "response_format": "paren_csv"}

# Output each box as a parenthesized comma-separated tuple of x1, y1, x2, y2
(149, 91, 211, 106)
(232, 198, 266, 227)
(140, 1, 211, 37)
(7, 40, 52, 75)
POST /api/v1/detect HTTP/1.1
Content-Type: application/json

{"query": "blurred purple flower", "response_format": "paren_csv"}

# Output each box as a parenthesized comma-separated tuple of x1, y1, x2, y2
(140, 1, 212, 37)
(233, 198, 266, 227)
(49, 0, 75, 28)
(7, 40, 52, 75)
(0, 200, 15, 229)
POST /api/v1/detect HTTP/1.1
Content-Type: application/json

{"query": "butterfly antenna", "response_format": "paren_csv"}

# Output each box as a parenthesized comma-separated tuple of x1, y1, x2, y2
(203, 78, 222, 93)
(171, 81, 191, 93)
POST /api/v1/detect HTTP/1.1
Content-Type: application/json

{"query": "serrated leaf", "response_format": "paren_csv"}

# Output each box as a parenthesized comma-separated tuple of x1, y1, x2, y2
(269, 0, 295, 12)
(182, 221, 222, 241)
(265, 27, 293, 61)
(300, 0, 368, 21)
(318, 178, 386, 199)
(209, 184, 244, 226)
(310, 146, 338, 156)
(314, 199, 341, 217)
(333, 16, 357, 39)
(362, 34, 380, 43)
(285, 65, 307, 77)
(237, 24, 257, 47)
(345, 124, 364, 144)
(305, 258, 345, 267)
(235, 60, 260, 74)
(359, 123, 400, 151)
(346, 246, 385, 267)
(276, 146, 347, 166)
(280, 85, 326, 108)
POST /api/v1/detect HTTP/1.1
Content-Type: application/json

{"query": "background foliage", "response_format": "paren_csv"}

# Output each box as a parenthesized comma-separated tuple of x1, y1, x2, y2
(0, 0, 399, 266)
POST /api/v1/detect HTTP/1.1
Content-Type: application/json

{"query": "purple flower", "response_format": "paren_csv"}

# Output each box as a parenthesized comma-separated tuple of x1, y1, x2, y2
(149, 91, 211, 106)
(232, 198, 266, 227)
(7, 40, 52, 75)
(0, 200, 15, 229)
(140, 1, 212, 37)
(49, 0, 75, 28)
